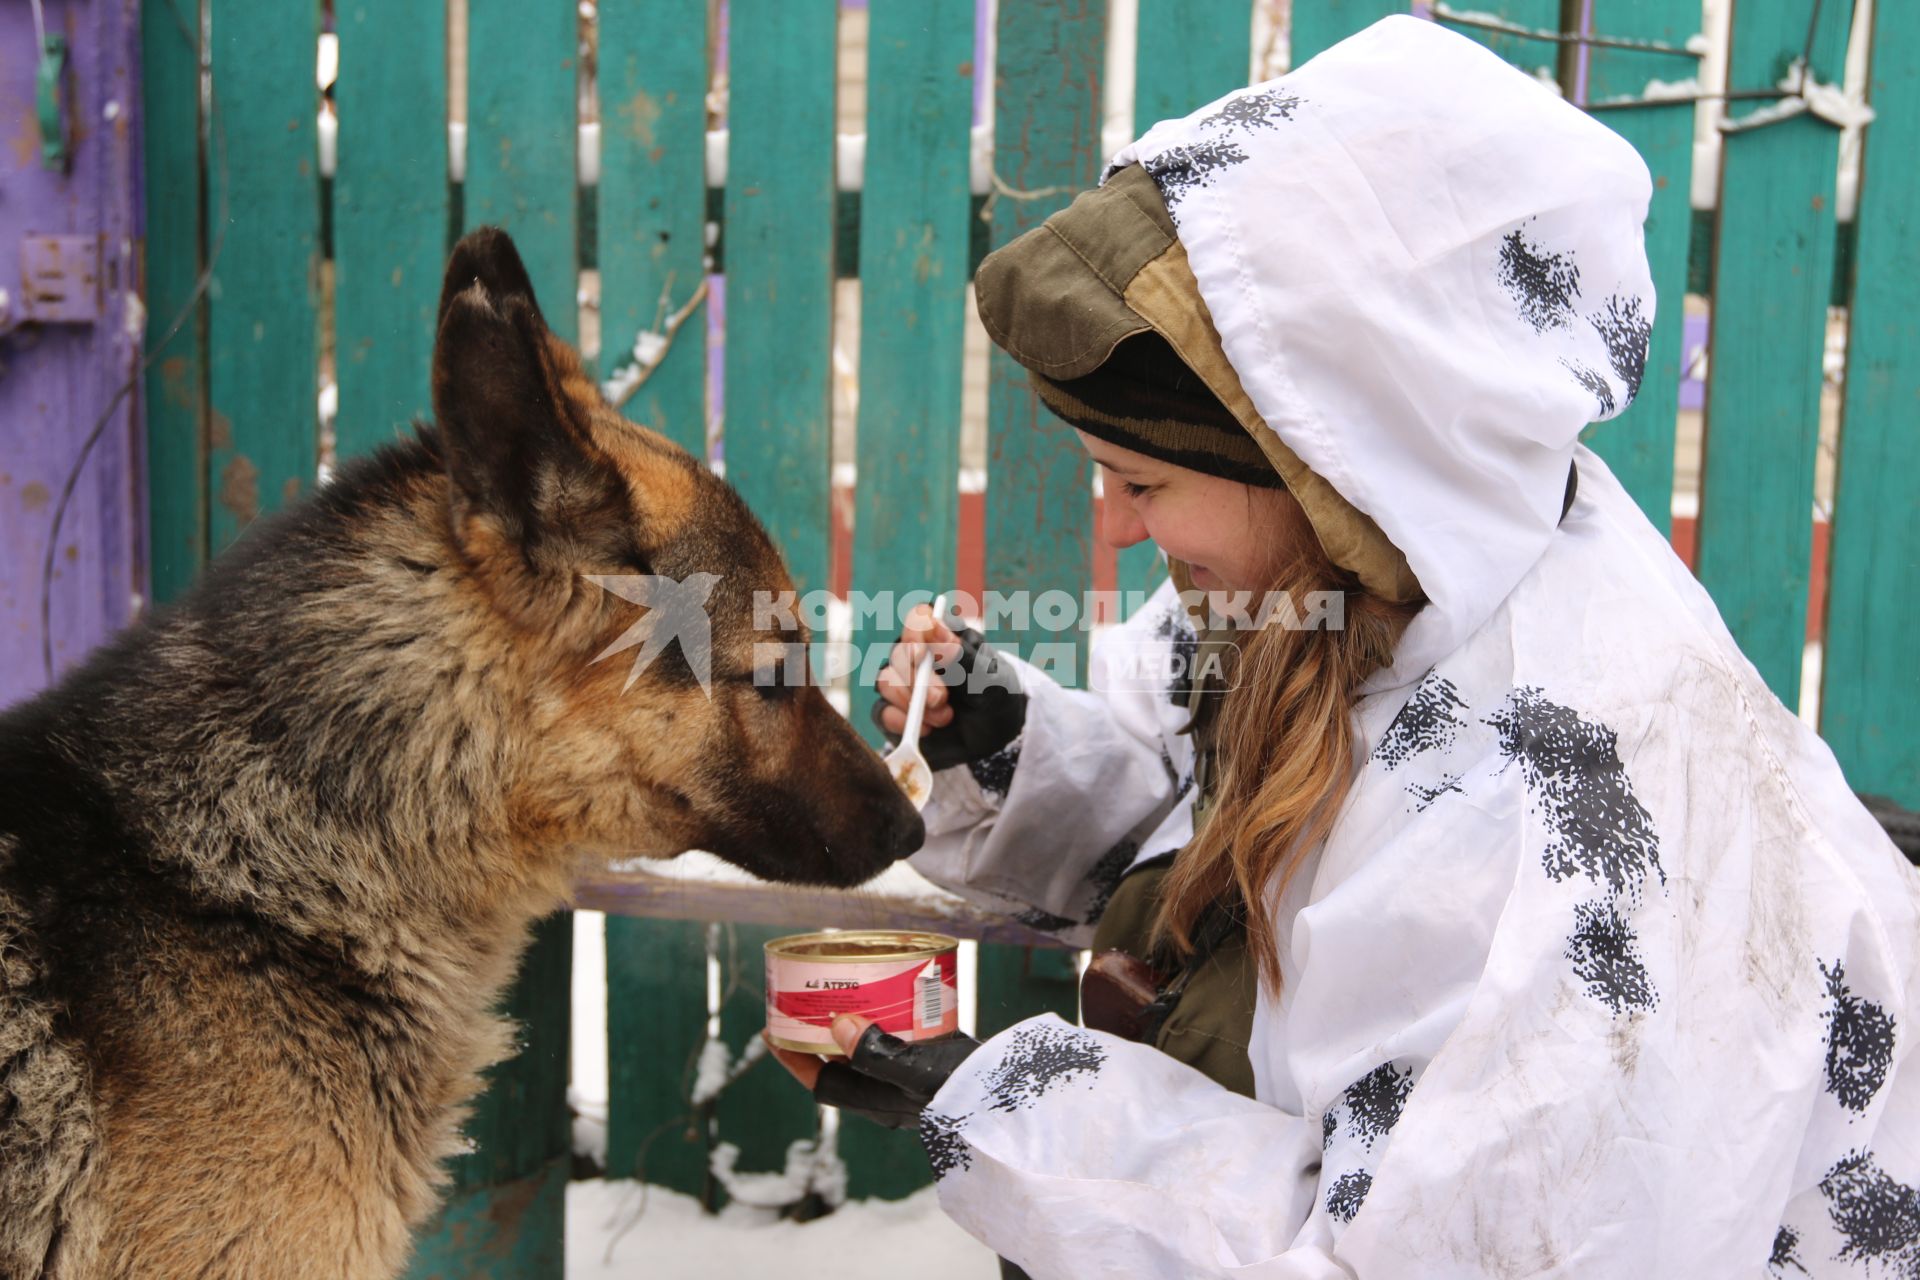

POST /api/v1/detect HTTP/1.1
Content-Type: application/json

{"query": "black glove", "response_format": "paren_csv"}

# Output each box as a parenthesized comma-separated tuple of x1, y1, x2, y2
(871, 624, 1027, 772)
(811, 1025, 981, 1130)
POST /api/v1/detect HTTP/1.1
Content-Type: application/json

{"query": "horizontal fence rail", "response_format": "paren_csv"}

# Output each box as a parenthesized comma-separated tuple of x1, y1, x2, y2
(133, 0, 1917, 1271)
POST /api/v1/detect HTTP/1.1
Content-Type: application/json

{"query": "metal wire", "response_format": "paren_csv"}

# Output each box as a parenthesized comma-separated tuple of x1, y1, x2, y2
(1429, 4, 1703, 58)
(1578, 0, 1862, 131)
(39, 0, 229, 680)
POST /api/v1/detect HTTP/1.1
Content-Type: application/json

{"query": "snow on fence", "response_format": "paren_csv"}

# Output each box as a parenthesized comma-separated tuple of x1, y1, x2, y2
(123, 0, 1918, 1274)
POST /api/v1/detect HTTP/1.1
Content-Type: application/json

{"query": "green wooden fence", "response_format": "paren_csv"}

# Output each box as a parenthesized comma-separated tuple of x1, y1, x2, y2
(137, 0, 1919, 1273)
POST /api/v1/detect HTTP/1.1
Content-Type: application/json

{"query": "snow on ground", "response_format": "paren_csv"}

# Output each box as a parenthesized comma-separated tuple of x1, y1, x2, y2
(567, 917, 1001, 1275)
(568, 1180, 999, 1279)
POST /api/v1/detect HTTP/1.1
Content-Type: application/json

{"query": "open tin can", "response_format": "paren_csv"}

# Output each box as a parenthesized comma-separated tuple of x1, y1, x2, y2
(764, 930, 960, 1056)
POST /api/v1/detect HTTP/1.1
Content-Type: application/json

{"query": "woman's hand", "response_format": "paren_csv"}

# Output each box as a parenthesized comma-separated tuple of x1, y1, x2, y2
(765, 1016, 981, 1131)
(874, 604, 964, 737)
(765, 1022, 848, 1091)
(868, 607, 1028, 771)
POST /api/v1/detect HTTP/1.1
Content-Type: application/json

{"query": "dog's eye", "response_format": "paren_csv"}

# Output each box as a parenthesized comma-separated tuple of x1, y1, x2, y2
(747, 668, 801, 703)
(749, 645, 809, 699)
(744, 662, 799, 700)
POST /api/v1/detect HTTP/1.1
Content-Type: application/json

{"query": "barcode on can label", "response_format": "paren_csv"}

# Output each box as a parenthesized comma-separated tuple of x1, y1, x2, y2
(915, 962, 944, 1030)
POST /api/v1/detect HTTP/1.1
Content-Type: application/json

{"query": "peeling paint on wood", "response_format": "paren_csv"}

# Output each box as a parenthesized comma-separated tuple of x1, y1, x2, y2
(1579, 0, 1698, 533)
(334, 0, 448, 459)
(2, 0, 142, 706)
(983, 0, 1104, 683)
(849, 0, 974, 744)
(977, 0, 1106, 1058)
(594, 0, 714, 1221)
(600, 0, 707, 452)
(723, 1, 838, 598)
(206, 0, 318, 553)
(1824, 3, 1920, 807)
(1697, 0, 1853, 704)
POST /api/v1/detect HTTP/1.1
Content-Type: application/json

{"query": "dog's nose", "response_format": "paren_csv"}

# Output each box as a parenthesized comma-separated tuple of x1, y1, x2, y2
(884, 804, 926, 859)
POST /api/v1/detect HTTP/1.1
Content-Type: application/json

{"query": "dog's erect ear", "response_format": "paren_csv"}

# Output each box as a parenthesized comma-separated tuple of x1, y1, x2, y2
(433, 228, 627, 585)
(437, 225, 543, 330)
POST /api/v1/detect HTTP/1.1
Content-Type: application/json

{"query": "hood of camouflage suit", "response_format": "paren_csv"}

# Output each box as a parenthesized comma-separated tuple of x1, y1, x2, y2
(1100, 14, 1656, 691)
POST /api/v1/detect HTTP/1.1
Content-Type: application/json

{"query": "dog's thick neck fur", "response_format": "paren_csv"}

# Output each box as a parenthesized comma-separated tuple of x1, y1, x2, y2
(0, 428, 593, 1275)
(9, 429, 578, 965)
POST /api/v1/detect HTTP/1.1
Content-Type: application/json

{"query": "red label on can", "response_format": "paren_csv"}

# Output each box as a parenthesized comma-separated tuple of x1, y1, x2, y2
(765, 948, 959, 1052)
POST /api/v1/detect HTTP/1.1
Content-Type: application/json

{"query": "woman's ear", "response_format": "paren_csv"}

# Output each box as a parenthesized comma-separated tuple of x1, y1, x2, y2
(431, 228, 628, 623)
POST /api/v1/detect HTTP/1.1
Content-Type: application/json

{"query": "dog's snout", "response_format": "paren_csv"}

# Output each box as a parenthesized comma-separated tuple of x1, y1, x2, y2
(884, 803, 927, 860)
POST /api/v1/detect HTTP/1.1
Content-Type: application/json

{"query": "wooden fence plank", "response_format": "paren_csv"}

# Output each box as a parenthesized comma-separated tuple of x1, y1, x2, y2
(1115, 0, 1253, 614)
(984, 0, 1103, 681)
(977, 944, 1082, 1037)
(404, 912, 572, 1279)
(140, 0, 206, 604)
(839, 1109, 930, 1202)
(1291, 0, 1405, 64)
(723, 0, 839, 599)
(979, 0, 1109, 1038)
(417, 11, 580, 1271)
(715, 923, 819, 1191)
(465, 0, 578, 343)
(1578, 0, 1700, 533)
(847, 0, 975, 744)
(604, 918, 711, 1196)
(1135, 0, 1251, 129)
(206, 0, 318, 552)
(1696, 0, 1853, 705)
(598, 0, 709, 455)
(584, 30, 724, 1200)
(839, 0, 974, 1202)
(1824, 3, 1920, 808)
(332, 0, 449, 458)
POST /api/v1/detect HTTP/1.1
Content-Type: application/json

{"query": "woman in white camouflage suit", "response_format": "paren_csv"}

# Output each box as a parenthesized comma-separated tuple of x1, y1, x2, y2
(775, 17, 1920, 1279)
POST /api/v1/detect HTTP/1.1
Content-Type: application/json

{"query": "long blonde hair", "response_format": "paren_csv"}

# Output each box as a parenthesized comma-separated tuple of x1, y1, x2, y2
(1153, 497, 1423, 991)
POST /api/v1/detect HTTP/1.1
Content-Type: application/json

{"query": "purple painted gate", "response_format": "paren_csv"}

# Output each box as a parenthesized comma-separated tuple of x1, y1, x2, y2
(0, 0, 144, 709)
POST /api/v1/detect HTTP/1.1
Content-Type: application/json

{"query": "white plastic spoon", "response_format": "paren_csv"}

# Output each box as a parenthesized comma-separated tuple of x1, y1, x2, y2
(884, 592, 949, 811)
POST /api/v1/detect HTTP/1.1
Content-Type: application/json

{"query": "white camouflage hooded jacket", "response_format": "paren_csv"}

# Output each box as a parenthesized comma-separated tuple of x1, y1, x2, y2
(906, 15, 1920, 1279)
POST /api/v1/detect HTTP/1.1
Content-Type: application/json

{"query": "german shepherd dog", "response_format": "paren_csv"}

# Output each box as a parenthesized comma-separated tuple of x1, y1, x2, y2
(0, 228, 924, 1278)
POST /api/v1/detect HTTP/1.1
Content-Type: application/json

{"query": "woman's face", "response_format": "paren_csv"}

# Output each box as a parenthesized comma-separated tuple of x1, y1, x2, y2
(1077, 430, 1309, 593)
